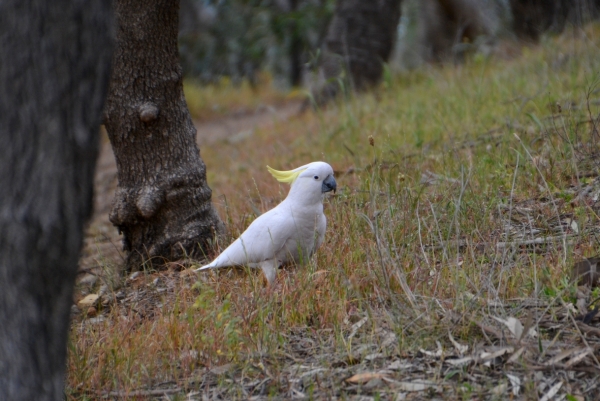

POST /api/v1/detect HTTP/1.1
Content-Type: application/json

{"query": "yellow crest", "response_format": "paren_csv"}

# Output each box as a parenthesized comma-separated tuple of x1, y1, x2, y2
(267, 165, 306, 184)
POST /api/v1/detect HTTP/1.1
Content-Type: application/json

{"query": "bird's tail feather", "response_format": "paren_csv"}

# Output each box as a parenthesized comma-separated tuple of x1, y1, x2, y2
(195, 263, 217, 272)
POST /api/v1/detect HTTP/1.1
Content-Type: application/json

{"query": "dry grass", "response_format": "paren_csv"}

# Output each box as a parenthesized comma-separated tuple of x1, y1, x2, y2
(183, 73, 302, 121)
(69, 25, 600, 400)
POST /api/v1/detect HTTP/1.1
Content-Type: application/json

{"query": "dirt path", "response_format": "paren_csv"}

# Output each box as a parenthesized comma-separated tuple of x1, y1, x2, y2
(78, 101, 302, 277)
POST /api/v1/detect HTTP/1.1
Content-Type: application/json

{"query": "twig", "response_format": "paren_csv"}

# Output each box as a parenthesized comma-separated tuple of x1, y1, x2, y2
(102, 387, 182, 398)
(526, 364, 600, 373)
(469, 317, 504, 341)
(495, 235, 575, 249)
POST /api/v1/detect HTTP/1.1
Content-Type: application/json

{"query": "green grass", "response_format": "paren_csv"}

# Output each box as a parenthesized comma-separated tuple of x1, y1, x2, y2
(68, 25, 600, 399)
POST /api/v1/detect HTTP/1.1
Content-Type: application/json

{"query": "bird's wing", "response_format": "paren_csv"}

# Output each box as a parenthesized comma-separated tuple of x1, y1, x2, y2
(197, 205, 292, 270)
(315, 211, 327, 250)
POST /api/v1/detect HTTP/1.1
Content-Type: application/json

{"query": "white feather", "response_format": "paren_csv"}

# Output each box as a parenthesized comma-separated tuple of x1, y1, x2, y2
(196, 161, 335, 284)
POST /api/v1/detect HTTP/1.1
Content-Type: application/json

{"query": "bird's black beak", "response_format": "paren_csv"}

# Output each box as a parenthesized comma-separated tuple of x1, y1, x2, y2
(322, 175, 337, 194)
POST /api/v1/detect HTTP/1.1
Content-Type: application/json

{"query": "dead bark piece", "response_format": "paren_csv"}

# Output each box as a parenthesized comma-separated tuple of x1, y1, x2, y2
(571, 256, 600, 287)
(104, 0, 224, 270)
(576, 321, 600, 337)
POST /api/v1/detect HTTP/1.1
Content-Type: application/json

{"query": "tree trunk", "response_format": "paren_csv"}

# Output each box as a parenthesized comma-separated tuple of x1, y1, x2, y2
(509, 0, 600, 42)
(288, 0, 303, 87)
(313, 0, 402, 106)
(509, 0, 568, 42)
(567, 0, 600, 25)
(418, 0, 493, 62)
(0, 1, 112, 400)
(104, 0, 223, 270)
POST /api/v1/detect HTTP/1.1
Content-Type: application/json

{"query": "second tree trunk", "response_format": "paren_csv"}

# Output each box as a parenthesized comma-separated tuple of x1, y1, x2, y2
(104, 0, 223, 270)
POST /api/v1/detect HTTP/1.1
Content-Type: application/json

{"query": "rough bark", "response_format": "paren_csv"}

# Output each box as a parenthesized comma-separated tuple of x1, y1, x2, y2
(104, 0, 223, 270)
(0, 1, 113, 400)
(313, 0, 402, 106)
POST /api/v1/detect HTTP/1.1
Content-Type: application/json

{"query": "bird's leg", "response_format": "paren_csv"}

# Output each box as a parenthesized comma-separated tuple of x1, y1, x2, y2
(259, 259, 278, 285)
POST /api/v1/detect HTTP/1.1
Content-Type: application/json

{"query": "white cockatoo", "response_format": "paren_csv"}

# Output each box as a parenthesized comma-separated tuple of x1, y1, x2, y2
(196, 161, 337, 284)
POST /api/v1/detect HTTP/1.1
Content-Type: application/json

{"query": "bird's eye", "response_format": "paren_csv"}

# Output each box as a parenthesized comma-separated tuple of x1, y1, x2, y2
(314, 175, 319, 180)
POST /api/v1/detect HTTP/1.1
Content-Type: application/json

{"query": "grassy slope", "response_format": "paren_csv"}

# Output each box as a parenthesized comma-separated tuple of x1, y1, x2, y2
(68, 26, 600, 399)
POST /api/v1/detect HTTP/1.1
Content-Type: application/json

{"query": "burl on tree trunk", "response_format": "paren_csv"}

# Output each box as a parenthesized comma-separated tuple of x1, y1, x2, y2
(104, 0, 223, 270)
(313, 0, 402, 106)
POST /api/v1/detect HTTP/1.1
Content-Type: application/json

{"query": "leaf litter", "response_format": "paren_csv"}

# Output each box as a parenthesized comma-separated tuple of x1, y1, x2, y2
(68, 260, 600, 400)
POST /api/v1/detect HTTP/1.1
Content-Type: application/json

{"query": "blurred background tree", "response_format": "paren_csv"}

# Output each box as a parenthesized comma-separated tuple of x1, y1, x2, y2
(177, 0, 600, 98)
(510, 0, 600, 42)
(178, 0, 334, 87)
(312, 0, 403, 106)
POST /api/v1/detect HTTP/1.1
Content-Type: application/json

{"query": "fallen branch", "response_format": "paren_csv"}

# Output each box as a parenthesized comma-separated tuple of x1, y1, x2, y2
(495, 235, 574, 249)
(102, 388, 182, 398)
(576, 321, 600, 337)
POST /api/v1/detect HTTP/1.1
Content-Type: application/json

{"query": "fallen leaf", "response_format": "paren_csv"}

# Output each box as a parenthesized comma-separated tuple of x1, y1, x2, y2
(448, 331, 468, 355)
(346, 372, 387, 384)
(380, 331, 397, 348)
(569, 219, 579, 233)
(564, 348, 593, 368)
(480, 346, 513, 361)
(386, 360, 413, 371)
(383, 378, 440, 392)
(348, 316, 368, 340)
(78, 294, 99, 309)
(210, 363, 235, 375)
(364, 353, 385, 361)
(479, 347, 513, 367)
(506, 373, 520, 396)
(446, 356, 473, 366)
(540, 381, 562, 401)
(544, 347, 584, 366)
(492, 316, 537, 339)
(420, 341, 443, 357)
(491, 382, 508, 396)
(507, 347, 526, 364)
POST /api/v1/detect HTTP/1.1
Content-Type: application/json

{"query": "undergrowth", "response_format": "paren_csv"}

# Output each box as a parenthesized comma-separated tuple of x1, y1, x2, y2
(68, 25, 600, 398)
